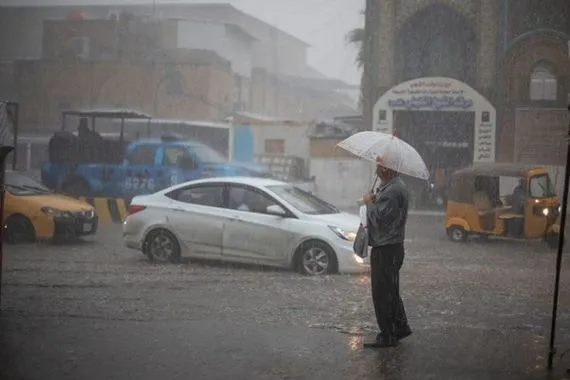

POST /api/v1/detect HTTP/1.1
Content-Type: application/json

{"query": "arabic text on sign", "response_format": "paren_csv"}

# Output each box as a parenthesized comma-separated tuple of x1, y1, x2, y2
(387, 95, 474, 110)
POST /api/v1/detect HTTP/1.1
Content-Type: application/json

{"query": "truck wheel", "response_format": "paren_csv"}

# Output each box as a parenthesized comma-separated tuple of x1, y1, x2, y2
(62, 179, 88, 197)
(447, 226, 467, 242)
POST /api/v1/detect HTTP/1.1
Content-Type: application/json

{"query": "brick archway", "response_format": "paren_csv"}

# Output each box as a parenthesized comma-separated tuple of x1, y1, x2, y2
(395, 0, 477, 33)
(501, 32, 570, 105)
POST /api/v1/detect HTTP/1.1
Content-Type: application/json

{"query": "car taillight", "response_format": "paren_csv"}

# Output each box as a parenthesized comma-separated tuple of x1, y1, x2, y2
(127, 204, 146, 216)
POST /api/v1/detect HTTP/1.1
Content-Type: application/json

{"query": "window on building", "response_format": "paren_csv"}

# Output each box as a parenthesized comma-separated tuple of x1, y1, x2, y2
(529, 66, 558, 101)
(264, 139, 285, 155)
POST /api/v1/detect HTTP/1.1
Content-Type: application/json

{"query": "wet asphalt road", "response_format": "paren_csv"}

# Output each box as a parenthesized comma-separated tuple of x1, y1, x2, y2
(1, 214, 570, 380)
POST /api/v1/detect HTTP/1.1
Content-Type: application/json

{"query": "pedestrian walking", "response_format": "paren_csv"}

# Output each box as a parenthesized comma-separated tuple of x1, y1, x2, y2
(362, 156, 412, 348)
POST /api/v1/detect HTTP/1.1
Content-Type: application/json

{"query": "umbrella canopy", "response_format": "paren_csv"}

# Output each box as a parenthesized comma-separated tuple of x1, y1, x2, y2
(336, 131, 429, 180)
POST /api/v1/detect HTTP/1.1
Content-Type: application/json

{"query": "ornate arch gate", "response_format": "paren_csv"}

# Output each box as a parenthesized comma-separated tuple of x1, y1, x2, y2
(373, 76, 496, 164)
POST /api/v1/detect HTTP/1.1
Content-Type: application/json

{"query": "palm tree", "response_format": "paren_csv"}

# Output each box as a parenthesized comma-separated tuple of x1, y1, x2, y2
(346, 8, 366, 110)
(346, 27, 365, 69)
(346, 2, 379, 127)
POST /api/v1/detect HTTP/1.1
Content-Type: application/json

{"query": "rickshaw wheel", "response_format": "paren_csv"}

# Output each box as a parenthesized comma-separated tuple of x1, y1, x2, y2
(447, 226, 467, 242)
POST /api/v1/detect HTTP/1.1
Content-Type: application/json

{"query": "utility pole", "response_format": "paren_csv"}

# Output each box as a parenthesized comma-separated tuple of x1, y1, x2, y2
(362, 0, 381, 130)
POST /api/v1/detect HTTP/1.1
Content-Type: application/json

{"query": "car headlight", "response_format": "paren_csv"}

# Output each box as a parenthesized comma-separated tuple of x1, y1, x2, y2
(558, 205, 562, 213)
(329, 226, 357, 241)
(41, 207, 70, 218)
(542, 208, 549, 216)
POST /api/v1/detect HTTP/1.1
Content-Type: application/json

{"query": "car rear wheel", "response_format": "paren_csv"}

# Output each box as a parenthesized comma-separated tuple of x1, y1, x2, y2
(294, 240, 337, 276)
(144, 229, 181, 264)
(5, 215, 36, 244)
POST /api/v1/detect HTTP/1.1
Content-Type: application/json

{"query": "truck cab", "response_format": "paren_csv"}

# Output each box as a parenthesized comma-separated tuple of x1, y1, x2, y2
(42, 134, 270, 198)
(119, 137, 267, 198)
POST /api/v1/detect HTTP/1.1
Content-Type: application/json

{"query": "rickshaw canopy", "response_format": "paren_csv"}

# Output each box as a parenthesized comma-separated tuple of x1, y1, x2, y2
(448, 163, 549, 204)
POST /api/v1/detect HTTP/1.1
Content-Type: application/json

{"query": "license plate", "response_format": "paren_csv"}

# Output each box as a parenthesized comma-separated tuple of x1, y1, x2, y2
(83, 223, 92, 233)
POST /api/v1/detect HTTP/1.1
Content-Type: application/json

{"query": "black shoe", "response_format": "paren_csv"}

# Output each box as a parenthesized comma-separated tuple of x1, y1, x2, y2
(363, 338, 398, 348)
(363, 333, 398, 348)
(373, 327, 412, 342)
(397, 326, 412, 341)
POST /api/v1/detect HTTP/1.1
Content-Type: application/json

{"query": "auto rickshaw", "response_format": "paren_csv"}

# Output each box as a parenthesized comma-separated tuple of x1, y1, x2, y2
(445, 163, 561, 249)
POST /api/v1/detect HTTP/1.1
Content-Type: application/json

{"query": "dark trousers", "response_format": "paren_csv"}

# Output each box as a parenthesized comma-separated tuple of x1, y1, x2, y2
(370, 243, 410, 340)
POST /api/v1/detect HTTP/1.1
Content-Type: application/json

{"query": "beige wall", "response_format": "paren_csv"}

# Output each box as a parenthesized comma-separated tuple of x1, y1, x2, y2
(42, 19, 178, 60)
(15, 58, 233, 129)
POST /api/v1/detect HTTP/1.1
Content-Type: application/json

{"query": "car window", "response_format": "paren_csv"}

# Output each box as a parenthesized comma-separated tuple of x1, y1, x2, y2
(167, 185, 224, 208)
(127, 145, 157, 165)
(190, 143, 226, 164)
(228, 185, 278, 214)
(265, 184, 339, 215)
(162, 146, 187, 166)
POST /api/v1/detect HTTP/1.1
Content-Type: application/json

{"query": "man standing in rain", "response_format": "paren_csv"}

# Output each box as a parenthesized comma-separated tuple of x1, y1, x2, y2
(362, 156, 412, 348)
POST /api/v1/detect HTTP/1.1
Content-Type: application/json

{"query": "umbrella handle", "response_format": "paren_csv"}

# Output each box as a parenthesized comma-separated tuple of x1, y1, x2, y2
(370, 176, 379, 193)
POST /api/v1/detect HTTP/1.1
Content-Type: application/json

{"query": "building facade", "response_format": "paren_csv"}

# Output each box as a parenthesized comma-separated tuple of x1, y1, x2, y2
(0, 3, 309, 78)
(369, 0, 569, 170)
(16, 26, 235, 129)
(0, 3, 358, 127)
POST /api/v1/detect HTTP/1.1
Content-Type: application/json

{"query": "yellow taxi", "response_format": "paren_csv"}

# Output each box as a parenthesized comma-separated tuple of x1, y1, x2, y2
(3, 171, 98, 243)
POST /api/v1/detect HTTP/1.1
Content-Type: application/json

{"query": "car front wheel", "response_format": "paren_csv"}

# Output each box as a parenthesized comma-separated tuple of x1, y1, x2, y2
(294, 240, 337, 276)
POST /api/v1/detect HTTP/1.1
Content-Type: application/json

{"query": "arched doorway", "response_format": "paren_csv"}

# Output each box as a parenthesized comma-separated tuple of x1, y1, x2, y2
(396, 3, 477, 85)
(372, 77, 496, 207)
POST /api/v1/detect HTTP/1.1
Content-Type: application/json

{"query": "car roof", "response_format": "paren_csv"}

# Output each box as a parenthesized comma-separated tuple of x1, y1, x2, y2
(173, 176, 288, 188)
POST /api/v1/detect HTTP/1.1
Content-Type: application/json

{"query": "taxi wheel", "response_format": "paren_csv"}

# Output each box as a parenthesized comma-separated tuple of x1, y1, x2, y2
(447, 226, 467, 242)
(5, 215, 36, 244)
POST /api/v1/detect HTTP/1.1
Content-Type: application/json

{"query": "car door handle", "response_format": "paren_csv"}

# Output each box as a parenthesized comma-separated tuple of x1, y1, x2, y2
(230, 215, 241, 220)
(172, 208, 185, 213)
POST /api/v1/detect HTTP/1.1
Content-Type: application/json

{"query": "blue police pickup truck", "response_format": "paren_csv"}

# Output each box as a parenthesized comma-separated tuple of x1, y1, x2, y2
(41, 132, 271, 199)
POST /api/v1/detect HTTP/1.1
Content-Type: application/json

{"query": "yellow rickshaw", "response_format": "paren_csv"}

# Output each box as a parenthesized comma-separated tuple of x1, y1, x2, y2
(445, 163, 561, 249)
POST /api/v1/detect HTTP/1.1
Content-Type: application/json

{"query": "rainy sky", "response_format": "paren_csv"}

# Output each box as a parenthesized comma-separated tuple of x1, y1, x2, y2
(0, 0, 364, 85)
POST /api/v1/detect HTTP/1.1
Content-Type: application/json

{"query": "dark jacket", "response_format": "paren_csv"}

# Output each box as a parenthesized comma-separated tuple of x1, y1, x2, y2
(366, 176, 409, 247)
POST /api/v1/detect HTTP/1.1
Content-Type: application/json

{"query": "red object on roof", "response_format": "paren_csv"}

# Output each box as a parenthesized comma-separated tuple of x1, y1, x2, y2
(65, 11, 86, 20)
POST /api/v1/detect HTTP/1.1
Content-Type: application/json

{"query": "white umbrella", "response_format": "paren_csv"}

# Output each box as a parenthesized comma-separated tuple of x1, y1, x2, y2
(336, 131, 429, 180)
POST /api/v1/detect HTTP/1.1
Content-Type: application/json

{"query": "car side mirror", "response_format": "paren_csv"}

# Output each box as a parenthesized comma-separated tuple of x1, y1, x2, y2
(266, 204, 286, 217)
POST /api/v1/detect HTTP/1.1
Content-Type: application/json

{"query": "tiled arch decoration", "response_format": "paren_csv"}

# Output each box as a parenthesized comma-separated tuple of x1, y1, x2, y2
(395, 0, 478, 33)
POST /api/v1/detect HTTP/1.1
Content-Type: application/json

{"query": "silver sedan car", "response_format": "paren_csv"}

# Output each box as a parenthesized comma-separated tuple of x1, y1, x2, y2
(122, 177, 369, 275)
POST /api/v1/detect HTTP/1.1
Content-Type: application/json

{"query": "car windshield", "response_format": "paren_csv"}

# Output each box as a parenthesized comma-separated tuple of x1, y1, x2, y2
(191, 144, 226, 164)
(529, 174, 557, 198)
(266, 185, 339, 215)
(5, 172, 52, 196)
